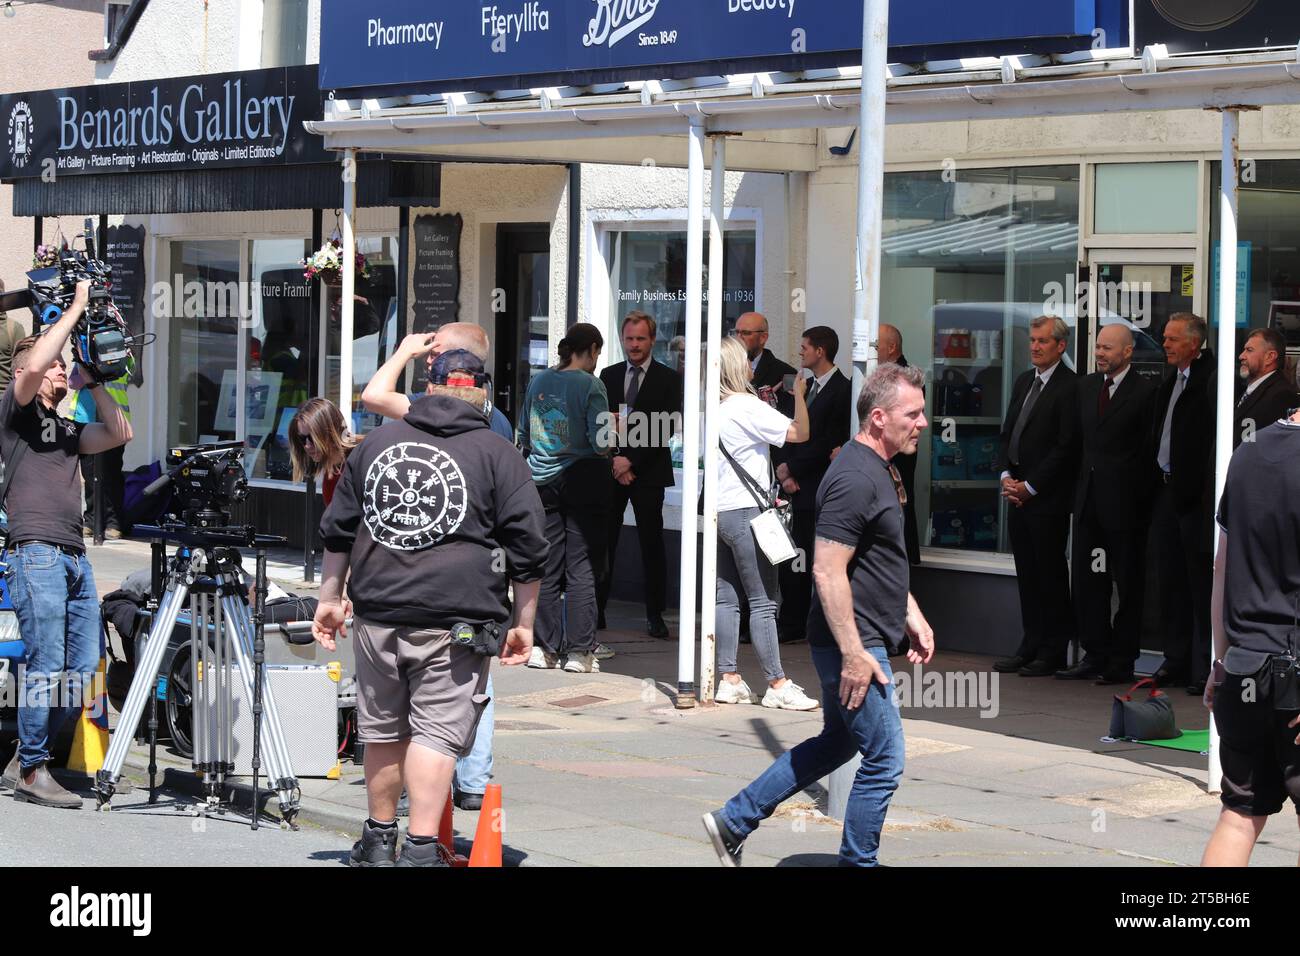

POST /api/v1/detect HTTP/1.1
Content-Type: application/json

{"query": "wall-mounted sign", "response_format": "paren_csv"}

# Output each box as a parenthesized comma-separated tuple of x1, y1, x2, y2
(1, 66, 327, 180)
(1136, 0, 1300, 54)
(320, 0, 1119, 95)
(412, 213, 463, 332)
(102, 223, 147, 386)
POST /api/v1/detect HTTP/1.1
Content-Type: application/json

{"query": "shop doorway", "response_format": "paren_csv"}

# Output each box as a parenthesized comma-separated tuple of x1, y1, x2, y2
(1079, 250, 1197, 380)
(494, 224, 551, 429)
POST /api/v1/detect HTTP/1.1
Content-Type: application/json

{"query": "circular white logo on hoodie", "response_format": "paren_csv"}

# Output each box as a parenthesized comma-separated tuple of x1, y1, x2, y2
(363, 442, 468, 551)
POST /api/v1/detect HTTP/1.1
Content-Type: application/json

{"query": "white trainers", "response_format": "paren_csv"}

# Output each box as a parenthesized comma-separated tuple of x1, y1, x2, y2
(594, 642, 615, 661)
(761, 680, 820, 711)
(563, 651, 600, 674)
(714, 678, 756, 705)
(527, 646, 559, 669)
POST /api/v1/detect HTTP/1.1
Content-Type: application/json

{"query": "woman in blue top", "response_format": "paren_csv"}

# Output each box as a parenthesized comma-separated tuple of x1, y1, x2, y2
(520, 323, 611, 673)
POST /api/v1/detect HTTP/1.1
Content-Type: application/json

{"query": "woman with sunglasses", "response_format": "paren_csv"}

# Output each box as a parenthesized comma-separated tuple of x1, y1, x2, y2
(289, 398, 362, 506)
(713, 335, 818, 710)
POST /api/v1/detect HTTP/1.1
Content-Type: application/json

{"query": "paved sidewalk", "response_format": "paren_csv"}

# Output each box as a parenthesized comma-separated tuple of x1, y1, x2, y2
(86, 540, 1296, 867)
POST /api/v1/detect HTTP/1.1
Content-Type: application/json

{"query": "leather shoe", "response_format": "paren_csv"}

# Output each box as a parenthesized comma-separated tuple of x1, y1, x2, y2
(0, 749, 19, 790)
(647, 615, 670, 640)
(455, 788, 484, 811)
(993, 655, 1030, 673)
(1055, 658, 1105, 680)
(1018, 659, 1060, 677)
(1151, 662, 1189, 686)
(1186, 678, 1207, 697)
(1095, 668, 1135, 686)
(13, 765, 82, 809)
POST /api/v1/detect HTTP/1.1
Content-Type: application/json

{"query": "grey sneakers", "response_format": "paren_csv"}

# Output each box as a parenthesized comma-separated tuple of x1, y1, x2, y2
(702, 810, 745, 867)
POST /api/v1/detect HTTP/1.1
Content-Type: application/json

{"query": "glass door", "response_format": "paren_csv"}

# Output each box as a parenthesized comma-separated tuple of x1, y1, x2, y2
(494, 224, 551, 431)
(1082, 251, 1197, 381)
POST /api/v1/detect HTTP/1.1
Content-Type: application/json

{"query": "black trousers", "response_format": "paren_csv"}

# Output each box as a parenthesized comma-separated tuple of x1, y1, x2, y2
(1071, 493, 1146, 668)
(777, 507, 816, 637)
(80, 447, 125, 532)
(1007, 506, 1072, 664)
(1151, 483, 1213, 682)
(535, 459, 609, 657)
(598, 480, 667, 619)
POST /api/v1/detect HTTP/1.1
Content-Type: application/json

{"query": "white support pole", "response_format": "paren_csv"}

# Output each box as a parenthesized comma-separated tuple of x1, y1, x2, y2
(1209, 109, 1241, 794)
(676, 117, 707, 708)
(830, 0, 890, 823)
(339, 147, 358, 420)
(849, 0, 890, 431)
(700, 135, 727, 707)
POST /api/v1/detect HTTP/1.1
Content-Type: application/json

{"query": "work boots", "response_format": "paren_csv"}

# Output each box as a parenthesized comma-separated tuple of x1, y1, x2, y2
(13, 765, 82, 809)
(349, 820, 399, 867)
(395, 836, 450, 868)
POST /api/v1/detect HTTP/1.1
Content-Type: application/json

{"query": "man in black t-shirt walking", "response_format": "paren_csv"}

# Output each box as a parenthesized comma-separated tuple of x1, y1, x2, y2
(0, 282, 133, 810)
(702, 363, 936, 867)
(1202, 409, 1300, 865)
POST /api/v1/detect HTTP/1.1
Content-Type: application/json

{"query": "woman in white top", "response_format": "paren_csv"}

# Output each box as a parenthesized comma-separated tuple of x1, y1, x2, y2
(713, 335, 818, 710)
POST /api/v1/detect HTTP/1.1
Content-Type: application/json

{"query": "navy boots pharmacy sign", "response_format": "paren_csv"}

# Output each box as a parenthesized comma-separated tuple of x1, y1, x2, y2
(320, 0, 1107, 95)
(0, 66, 326, 180)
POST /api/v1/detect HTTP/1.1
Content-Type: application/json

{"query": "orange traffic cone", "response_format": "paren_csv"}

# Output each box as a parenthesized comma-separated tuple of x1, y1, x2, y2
(468, 784, 503, 868)
(439, 793, 469, 867)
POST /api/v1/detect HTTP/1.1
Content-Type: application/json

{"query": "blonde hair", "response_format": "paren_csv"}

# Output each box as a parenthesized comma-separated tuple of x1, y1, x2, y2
(289, 398, 362, 483)
(719, 336, 756, 399)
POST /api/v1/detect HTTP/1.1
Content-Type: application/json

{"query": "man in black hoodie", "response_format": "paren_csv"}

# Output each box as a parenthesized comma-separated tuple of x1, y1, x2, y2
(314, 350, 547, 867)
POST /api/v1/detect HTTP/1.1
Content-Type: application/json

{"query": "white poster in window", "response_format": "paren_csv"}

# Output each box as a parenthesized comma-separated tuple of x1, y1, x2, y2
(214, 369, 283, 435)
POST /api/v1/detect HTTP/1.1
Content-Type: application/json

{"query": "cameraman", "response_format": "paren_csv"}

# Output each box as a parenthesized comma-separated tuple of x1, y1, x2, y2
(313, 350, 547, 866)
(0, 281, 132, 809)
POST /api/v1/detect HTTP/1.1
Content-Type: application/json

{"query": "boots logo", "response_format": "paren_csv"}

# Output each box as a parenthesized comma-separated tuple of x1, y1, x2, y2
(7, 101, 34, 169)
(582, 0, 660, 49)
(363, 442, 468, 551)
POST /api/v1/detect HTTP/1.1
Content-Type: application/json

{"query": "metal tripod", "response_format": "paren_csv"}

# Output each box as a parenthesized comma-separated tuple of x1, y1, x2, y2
(95, 541, 300, 828)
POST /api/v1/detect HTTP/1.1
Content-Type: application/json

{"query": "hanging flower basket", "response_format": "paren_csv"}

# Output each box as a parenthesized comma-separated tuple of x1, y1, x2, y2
(32, 243, 65, 269)
(302, 238, 370, 286)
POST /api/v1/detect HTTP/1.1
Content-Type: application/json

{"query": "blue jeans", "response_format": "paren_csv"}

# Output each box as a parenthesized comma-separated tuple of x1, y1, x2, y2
(454, 675, 494, 794)
(9, 544, 102, 770)
(722, 644, 905, 866)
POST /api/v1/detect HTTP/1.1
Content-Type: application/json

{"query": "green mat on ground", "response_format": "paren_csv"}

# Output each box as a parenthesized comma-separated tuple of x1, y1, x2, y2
(1135, 729, 1210, 753)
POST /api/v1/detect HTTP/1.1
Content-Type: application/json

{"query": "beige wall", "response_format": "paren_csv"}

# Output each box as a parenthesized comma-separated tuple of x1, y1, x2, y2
(0, 0, 103, 331)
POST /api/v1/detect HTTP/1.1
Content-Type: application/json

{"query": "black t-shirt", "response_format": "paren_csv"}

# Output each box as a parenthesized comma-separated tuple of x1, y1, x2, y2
(1216, 420, 1300, 658)
(806, 439, 910, 655)
(0, 383, 86, 550)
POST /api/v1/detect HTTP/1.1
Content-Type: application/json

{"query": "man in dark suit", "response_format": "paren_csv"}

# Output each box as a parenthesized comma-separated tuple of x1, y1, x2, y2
(1235, 327, 1296, 449)
(1056, 324, 1156, 684)
(878, 323, 921, 565)
(736, 312, 796, 396)
(993, 315, 1079, 676)
(774, 326, 851, 642)
(598, 311, 684, 639)
(1150, 313, 1217, 694)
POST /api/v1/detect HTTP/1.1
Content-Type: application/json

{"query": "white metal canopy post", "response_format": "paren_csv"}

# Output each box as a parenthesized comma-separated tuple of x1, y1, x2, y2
(1209, 108, 1243, 794)
(676, 117, 707, 708)
(700, 135, 727, 707)
(339, 147, 358, 419)
(828, 0, 891, 825)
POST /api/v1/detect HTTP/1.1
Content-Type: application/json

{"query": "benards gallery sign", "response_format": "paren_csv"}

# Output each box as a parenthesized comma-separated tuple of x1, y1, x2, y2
(320, 0, 1111, 94)
(1, 65, 328, 180)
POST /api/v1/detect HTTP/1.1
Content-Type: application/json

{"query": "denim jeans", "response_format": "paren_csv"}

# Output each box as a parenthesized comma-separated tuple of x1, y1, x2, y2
(454, 675, 494, 794)
(535, 458, 609, 656)
(9, 543, 102, 770)
(716, 507, 784, 684)
(721, 644, 905, 866)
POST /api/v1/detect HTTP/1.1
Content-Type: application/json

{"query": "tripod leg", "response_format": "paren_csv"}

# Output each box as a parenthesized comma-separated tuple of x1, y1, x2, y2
(226, 596, 296, 785)
(96, 582, 189, 804)
(191, 592, 204, 778)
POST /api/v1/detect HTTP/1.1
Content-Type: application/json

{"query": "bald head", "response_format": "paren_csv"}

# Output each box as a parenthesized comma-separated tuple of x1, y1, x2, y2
(878, 324, 902, 364)
(433, 323, 490, 362)
(1094, 323, 1134, 376)
(734, 312, 770, 361)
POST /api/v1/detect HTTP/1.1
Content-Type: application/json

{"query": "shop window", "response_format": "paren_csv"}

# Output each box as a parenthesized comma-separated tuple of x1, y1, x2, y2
(607, 228, 757, 373)
(1094, 162, 1198, 234)
(322, 235, 400, 435)
(246, 239, 313, 482)
(1210, 160, 1300, 386)
(881, 165, 1081, 558)
(167, 240, 241, 451)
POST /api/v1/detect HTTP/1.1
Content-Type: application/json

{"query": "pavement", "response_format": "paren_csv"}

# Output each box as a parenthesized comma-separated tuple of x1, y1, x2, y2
(26, 536, 1297, 867)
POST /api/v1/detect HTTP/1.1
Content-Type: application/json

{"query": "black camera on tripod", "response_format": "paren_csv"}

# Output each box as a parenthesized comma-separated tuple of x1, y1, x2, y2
(2, 218, 138, 383)
(145, 440, 250, 531)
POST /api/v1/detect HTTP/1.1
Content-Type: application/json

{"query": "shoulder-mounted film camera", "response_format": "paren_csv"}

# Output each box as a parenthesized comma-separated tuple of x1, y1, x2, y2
(0, 218, 148, 383)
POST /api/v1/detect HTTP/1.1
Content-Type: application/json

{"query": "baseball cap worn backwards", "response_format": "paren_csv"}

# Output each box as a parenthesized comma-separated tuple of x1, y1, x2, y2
(428, 349, 490, 389)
